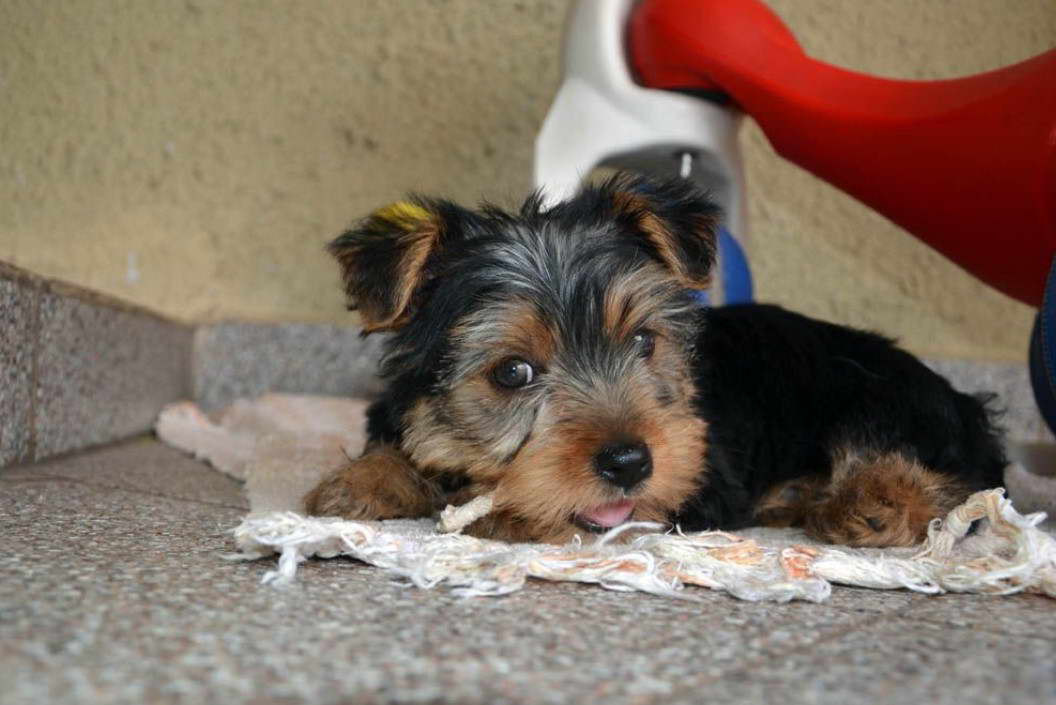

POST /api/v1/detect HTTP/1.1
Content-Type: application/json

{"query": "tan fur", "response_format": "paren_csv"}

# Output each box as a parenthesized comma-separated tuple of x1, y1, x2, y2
(467, 409, 706, 544)
(302, 444, 444, 520)
(401, 302, 558, 481)
(602, 265, 679, 340)
(448, 299, 556, 372)
(377, 286, 712, 544)
(611, 192, 713, 289)
(807, 453, 968, 547)
(402, 398, 481, 474)
(402, 388, 527, 482)
(753, 475, 830, 528)
(753, 452, 968, 547)
(501, 304, 557, 363)
(361, 218, 442, 333)
(467, 338, 707, 543)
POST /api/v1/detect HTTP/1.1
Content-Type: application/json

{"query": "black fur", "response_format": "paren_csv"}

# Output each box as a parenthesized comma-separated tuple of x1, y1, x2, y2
(676, 304, 1007, 530)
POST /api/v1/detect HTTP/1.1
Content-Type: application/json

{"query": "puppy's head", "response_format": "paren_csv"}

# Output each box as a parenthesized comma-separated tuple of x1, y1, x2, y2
(331, 174, 719, 542)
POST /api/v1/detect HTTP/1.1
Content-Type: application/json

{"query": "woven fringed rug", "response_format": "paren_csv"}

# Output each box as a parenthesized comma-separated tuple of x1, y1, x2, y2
(157, 394, 1056, 603)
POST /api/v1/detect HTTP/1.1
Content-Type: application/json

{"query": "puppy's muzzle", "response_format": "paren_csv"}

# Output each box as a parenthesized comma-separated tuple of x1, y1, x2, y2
(593, 441, 652, 491)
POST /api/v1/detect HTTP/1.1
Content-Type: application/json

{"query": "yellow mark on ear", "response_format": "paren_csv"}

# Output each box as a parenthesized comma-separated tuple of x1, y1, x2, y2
(374, 201, 431, 230)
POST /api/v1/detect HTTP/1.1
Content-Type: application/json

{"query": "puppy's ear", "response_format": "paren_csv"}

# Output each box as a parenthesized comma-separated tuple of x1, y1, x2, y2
(604, 174, 720, 289)
(328, 200, 455, 333)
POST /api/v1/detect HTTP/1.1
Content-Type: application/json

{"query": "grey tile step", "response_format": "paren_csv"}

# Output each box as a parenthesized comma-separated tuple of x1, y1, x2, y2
(1, 261, 192, 468)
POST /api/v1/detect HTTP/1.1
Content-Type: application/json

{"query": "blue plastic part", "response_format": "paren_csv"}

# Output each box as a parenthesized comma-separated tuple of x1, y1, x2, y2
(1029, 254, 1056, 436)
(693, 227, 754, 307)
(718, 227, 753, 304)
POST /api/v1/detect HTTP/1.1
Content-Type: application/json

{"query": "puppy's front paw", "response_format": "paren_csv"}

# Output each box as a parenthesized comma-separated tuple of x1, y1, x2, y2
(805, 454, 966, 548)
(303, 446, 438, 520)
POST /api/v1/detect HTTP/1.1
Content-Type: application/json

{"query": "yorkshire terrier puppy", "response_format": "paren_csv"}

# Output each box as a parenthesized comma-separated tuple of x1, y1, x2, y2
(304, 175, 1006, 547)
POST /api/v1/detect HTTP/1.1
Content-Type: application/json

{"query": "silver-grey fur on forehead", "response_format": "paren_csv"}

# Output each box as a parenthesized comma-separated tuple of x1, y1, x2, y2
(443, 263, 700, 388)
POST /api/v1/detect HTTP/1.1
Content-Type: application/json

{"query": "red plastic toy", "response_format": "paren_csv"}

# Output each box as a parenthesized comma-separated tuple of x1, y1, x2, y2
(630, 0, 1056, 307)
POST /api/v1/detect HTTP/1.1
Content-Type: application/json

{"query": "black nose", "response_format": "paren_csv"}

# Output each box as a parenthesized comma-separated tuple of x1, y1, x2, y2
(593, 441, 652, 490)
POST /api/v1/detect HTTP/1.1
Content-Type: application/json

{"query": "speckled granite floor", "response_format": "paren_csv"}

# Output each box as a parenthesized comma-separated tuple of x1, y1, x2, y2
(2, 439, 1054, 705)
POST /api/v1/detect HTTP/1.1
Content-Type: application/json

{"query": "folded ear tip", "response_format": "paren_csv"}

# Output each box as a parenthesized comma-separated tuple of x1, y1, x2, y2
(327, 198, 452, 334)
(597, 172, 721, 216)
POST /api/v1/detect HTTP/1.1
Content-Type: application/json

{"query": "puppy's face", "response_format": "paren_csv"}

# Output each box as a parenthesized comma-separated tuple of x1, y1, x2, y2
(331, 176, 719, 542)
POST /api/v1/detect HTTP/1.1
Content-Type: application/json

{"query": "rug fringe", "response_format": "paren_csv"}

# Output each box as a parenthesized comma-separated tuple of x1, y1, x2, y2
(228, 490, 1055, 602)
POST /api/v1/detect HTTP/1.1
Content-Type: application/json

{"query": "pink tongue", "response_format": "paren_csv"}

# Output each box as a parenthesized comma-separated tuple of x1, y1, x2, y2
(580, 500, 635, 528)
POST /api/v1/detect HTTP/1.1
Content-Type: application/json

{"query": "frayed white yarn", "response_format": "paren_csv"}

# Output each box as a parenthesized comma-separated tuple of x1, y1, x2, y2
(437, 494, 494, 533)
(228, 489, 1055, 602)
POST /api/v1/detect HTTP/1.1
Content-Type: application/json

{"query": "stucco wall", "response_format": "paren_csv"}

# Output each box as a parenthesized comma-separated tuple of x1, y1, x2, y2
(2, 0, 1053, 360)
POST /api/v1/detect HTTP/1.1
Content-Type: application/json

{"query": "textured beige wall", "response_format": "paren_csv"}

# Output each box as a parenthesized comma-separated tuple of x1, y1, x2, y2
(1, 0, 1053, 361)
(1, 0, 569, 323)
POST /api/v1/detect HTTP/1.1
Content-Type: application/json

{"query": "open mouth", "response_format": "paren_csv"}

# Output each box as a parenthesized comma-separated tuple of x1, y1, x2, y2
(573, 499, 636, 533)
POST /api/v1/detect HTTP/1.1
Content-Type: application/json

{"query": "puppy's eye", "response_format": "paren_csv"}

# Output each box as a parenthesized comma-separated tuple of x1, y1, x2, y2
(632, 330, 656, 359)
(492, 358, 534, 389)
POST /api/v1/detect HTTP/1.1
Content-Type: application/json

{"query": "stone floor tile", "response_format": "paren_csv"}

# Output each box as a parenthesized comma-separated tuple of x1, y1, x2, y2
(668, 616, 1055, 705)
(900, 591, 1056, 640)
(3, 441, 1053, 705)
(2, 436, 246, 509)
